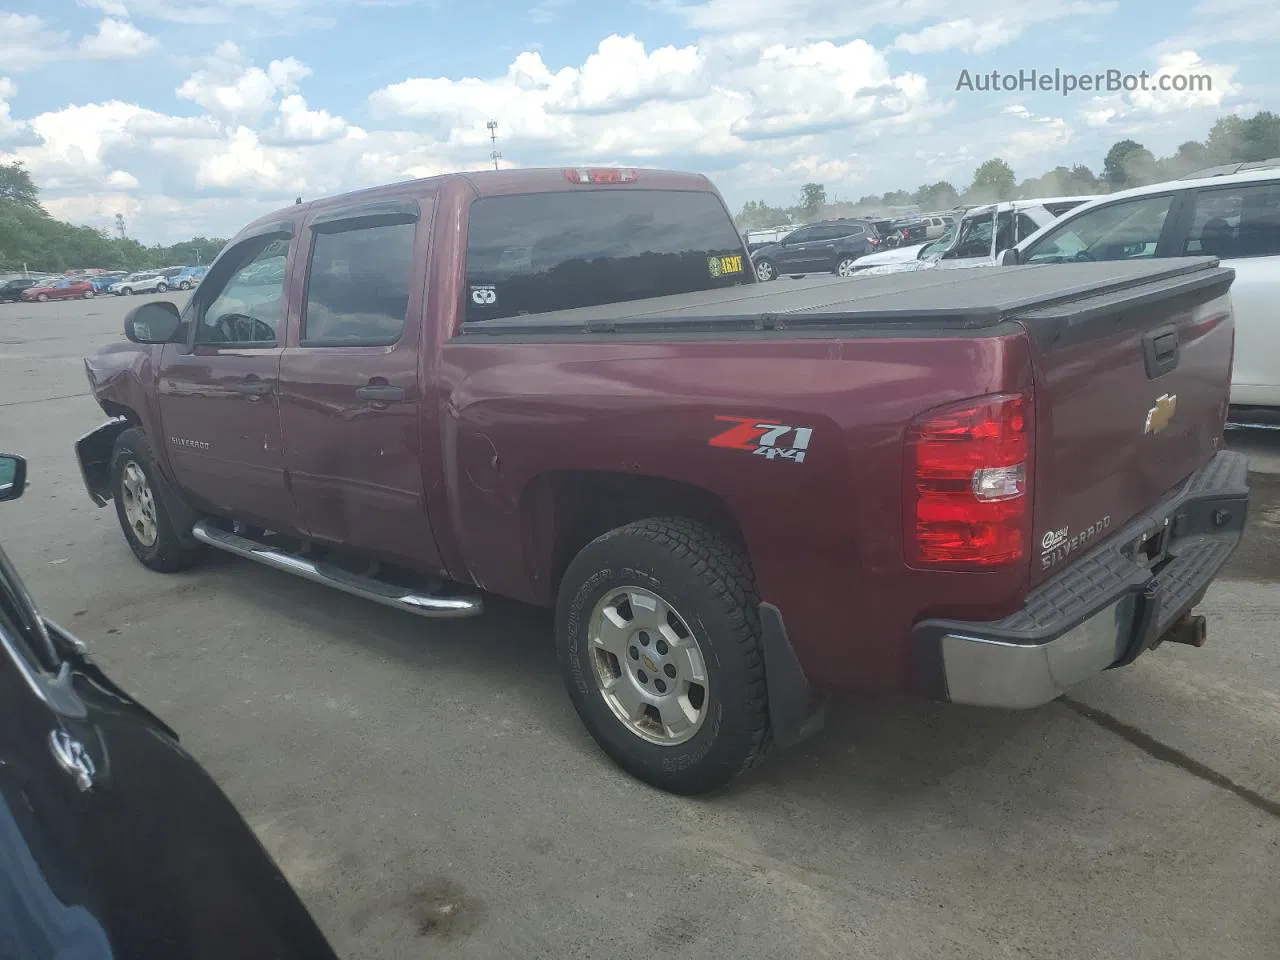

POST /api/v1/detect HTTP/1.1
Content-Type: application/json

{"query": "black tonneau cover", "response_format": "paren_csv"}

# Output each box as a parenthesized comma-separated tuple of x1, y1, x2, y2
(458, 258, 1233, 337)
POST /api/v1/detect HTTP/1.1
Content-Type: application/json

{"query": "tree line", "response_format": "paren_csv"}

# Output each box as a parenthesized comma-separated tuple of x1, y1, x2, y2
(736, 110, 1280, 230)
(0, 163, 226, 275)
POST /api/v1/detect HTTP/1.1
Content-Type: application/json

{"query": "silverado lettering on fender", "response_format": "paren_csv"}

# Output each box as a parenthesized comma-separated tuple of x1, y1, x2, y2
(76, 167, 1251, 795)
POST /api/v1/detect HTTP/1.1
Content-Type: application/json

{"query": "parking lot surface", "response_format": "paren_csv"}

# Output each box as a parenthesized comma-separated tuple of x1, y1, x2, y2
(3, 295, 1278, 959)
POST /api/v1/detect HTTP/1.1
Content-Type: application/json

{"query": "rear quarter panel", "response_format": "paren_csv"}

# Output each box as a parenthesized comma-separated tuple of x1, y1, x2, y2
(437, 331, 1036, 695)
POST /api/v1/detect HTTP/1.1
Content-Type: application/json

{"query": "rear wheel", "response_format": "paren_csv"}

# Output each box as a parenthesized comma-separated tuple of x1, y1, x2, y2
(156, 282, 168, 293)
(83, 289, 95, 299)
(179, 280, 192, 290)
(754, 258, 775, 282)
(556, 518, 770, 794)
(110, 428, 205, 573)
(835, 256, 860, 277)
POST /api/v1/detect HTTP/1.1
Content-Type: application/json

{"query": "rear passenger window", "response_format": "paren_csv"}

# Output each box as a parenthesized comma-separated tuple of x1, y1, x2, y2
(463, 189, 749, 323)
(304, 221, 416, 345)
(1183, 182, 1280, 259)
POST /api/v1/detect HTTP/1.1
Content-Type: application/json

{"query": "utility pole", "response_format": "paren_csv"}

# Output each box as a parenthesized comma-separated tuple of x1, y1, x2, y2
(115, 213, 127, 240)
(486, 119, 501, 171)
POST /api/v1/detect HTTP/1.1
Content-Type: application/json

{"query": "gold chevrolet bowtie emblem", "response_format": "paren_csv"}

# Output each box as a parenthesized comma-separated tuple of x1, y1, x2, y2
(1144, 393, 1177, 434)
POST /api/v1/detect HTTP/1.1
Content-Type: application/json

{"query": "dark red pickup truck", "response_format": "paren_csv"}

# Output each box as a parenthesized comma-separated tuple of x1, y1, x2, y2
(77, 167, 1250, 794)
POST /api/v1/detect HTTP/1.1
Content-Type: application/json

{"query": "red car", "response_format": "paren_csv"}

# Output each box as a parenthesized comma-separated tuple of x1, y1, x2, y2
(22, 277, 96, 301)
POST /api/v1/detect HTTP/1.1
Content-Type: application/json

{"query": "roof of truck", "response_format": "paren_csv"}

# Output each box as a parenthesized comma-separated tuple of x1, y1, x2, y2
(239, 167, 718, 237)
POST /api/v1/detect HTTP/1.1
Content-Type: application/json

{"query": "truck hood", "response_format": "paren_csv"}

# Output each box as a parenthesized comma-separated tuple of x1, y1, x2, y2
(854, 243, 930, 268)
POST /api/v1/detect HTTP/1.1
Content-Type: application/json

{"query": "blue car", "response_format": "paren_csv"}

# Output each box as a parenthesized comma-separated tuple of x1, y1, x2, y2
(88, 274, 126, 293)
(173, 266, 208, 290)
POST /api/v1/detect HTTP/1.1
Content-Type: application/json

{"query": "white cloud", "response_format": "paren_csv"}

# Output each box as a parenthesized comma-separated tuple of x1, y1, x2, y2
(0, 13, 157, 72)
(0, 77, 22, 140)
(671, 0, 1114, 47)
(3, 101, 154, 189)
(79, 18, 159, 58)
(892, 18, 1023, 54)
(77, 0, 131, 15)
(266, 57, 312, 91)
(81, 0, 314, 26)
(370, 34, 946, 160)
(195, 126, 306, 190)
(106, 169, 140, 188)
(176, 53, 313, 122)
(1162, 0, 1280, 48)
(0, 14, 68, 72)
(1076, 51, 1242, 128)
(270, 94, 349, 144)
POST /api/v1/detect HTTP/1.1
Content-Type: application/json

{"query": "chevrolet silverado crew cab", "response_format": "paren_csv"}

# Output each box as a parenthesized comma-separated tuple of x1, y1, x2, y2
(76, 167, 1250, 795)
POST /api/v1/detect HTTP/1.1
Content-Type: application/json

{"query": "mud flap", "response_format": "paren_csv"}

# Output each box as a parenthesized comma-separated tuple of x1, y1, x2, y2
(759, 602, 826, 747)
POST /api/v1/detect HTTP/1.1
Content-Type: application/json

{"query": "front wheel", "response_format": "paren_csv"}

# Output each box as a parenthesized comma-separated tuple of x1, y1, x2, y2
(835, 256, 860, 277)
(83, 290, 95, 299)
(179, 280, 191, 290)
(557, 518, 770, 794)
(110, 428, 205, 573)
(754, 258, 776, 282)
(121, 288, 133, 296)
(36, 293, 48, 302)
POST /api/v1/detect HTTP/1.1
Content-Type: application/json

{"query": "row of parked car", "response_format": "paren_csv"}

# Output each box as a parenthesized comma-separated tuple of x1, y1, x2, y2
(745, 166, 1280, 412)
(0, 265, 209, 303)
(743, 213, 956, 279)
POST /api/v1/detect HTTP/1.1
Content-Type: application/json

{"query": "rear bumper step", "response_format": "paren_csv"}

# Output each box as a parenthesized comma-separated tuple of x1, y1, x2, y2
(191, 520, 483, 619)
(913, 450, 1249, 708)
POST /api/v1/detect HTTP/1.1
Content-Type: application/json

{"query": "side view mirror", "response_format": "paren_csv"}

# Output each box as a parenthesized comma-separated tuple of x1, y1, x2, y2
(998, 248, 1020, 266)
(0, 453, 27, 502)
(125, 301, 182, 344)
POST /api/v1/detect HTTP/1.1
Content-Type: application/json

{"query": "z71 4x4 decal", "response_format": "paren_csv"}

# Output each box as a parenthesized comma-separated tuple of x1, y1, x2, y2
(708, 416, 813, 463)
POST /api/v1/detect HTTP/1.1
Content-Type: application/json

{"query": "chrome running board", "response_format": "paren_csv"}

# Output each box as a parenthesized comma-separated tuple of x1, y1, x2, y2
(191, 520, 482, 619)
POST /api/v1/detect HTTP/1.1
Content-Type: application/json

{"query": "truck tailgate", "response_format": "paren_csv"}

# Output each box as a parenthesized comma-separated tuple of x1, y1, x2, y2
(1008, 259, 1236, 587)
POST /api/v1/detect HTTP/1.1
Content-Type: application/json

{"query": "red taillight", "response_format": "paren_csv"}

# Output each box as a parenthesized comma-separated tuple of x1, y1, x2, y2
(563, 167, 637, 184)
(905, 392, 1033, 568)
(868, 237, 880, 248)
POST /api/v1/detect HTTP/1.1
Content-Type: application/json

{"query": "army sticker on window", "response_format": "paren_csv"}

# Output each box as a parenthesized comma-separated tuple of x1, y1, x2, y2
(707, 254, 744, 278)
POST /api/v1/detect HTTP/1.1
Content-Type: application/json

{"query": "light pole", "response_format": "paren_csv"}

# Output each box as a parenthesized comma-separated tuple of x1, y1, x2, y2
(486, 119, 501, 171)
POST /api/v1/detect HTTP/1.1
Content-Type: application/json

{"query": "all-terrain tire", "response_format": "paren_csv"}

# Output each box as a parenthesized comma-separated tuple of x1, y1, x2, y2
(556, 517, 770, 794)
(110, 427, 205, 573)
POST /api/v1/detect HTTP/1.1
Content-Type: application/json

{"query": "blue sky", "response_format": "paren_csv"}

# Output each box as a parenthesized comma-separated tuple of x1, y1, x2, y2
(1, 0, 1274, 242)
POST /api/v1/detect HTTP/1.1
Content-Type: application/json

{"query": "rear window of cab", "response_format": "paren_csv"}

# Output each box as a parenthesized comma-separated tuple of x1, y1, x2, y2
(463, 189, 751, 322)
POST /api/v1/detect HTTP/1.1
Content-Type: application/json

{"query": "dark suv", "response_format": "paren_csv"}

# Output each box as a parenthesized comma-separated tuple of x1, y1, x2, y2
(0, 278, 40, 302)
(749, 220, 879, 280)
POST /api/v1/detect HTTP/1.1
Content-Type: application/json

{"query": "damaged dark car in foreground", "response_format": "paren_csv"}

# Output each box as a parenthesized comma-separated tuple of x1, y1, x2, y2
(0, 453, 339, 960)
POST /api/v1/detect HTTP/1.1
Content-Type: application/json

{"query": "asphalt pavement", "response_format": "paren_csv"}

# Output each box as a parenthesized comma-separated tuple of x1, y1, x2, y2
(2, 294, 1278, 960)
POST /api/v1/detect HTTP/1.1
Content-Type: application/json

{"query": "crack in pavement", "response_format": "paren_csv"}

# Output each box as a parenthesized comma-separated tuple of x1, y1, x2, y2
(1063, 697, 1280, 819)
(0, 391, 91, 408)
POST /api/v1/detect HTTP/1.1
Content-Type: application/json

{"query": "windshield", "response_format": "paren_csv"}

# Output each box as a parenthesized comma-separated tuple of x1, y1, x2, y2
(920, 227, 957, 257)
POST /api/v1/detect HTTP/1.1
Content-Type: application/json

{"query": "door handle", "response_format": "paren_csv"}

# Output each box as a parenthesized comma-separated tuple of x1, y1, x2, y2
(233, 379, 273, 396)
(355, 384, 405, 402)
